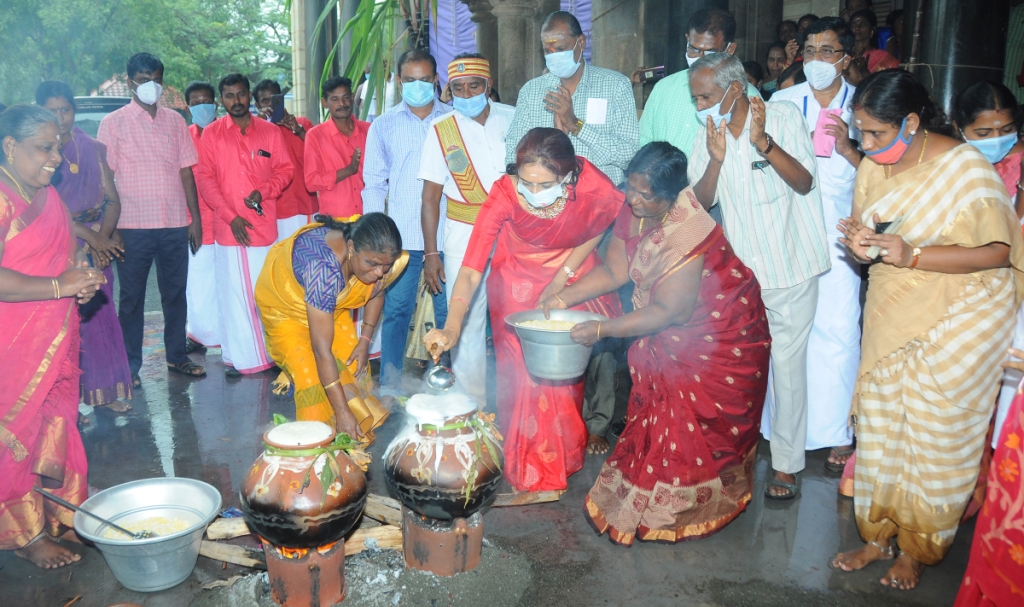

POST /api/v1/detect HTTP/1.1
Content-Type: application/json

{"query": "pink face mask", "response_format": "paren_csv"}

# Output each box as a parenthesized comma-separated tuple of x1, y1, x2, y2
(865, 117, 912, 165)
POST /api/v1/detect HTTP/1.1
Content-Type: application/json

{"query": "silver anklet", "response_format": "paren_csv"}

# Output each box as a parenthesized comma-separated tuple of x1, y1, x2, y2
(868, 540, 896, 558)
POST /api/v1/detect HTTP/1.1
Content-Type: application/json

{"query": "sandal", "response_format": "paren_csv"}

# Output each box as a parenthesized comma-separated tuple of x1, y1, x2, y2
(765, 472, 799, 501)
(185, 337, 206, 354)
(131, 373, 141, 388)
(825, 445, 856, 474)
(167, 361, 207, 378)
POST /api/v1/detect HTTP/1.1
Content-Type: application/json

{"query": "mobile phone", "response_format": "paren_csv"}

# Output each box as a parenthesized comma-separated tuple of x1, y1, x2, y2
(638, 66, 666, 83)
(796, 32, 807, 47)
(269, 94, 286, 124)
(866, 215, 904, 259)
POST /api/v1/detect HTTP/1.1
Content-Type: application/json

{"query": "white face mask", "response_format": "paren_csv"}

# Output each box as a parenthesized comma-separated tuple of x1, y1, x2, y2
(803, 56, 844, 91)
(133, 80, 163, 105)
(518, 174, 570, 208)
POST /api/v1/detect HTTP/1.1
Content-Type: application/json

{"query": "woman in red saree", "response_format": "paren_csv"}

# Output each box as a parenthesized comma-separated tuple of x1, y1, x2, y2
(0, 105, 105, 568)
(954, 348, 1024, 607)
(424, 128, 623, 492)
(540, 143, 771, 544)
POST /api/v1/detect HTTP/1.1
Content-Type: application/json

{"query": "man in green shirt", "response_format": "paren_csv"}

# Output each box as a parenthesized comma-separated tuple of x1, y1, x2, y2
(639, 8, 759, 159)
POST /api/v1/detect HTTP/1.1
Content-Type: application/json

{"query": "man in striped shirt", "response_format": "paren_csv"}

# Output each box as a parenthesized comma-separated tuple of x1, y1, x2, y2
(688, 53, 830, 502)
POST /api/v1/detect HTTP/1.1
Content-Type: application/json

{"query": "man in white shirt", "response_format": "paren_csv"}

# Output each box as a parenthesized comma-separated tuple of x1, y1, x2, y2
(419, 54, 514, 403)
(765, 17, 862, 476)
(688, 53, 830, 501)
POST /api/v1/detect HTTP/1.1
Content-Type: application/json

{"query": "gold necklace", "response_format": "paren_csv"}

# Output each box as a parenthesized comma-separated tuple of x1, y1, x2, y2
(638, 211, 668, 236)
(62, 134, 81, 174)
(522, 194, 568, 219)
(884, 130, 928, 179)
(0, 166, 31, 201)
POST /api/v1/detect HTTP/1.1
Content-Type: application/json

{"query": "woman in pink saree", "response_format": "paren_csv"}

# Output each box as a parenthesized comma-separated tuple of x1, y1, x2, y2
(0, 105, 104, 568)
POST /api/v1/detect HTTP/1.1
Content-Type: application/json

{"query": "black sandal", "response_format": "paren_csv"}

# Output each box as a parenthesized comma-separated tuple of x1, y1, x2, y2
(167, 361, 207, 378)
(131, 373, 142, 388)
(825, 446, 855, 474)
(765, 471, 799, 501)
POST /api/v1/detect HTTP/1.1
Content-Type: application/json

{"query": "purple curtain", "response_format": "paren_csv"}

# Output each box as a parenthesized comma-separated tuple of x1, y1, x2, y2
(429, 0, 479, 86)
(561, 0, 592, 62)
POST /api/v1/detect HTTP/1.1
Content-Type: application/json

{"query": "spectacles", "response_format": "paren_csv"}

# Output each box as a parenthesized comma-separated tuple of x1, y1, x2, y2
(802, 47, 845, 61)
(686, 45, 718, 58)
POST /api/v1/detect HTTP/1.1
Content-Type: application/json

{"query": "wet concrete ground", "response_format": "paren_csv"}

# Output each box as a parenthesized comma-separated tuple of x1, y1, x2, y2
(0, 310, 973, 607)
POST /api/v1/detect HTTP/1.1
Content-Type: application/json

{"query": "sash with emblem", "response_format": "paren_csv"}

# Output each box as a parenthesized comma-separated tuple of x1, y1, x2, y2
(434, 115, 489, 224)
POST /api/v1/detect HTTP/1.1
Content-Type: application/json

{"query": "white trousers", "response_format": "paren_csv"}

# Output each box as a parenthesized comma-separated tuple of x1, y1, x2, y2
(214, 244, 274, 374)
(758, 276, 819, 474)
(186, 243, 221, 347)
(443, 220, 490, 403)
(277, 215, 313, 243)
(762, 239, 860, 450)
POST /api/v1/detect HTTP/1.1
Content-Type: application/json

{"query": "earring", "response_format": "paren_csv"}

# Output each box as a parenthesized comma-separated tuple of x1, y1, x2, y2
(910, 130, 916, 135)
(4, 150, 11, 164)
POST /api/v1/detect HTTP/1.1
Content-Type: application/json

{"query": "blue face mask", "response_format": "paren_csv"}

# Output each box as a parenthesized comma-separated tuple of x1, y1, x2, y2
(189, 103, 216, 128)
(695, 86, 737, 127)
(401, 80, 435, 108)
(545, 39, 582, 79)
(963, 131, 1018, 165)
(453, 92, 488, 118)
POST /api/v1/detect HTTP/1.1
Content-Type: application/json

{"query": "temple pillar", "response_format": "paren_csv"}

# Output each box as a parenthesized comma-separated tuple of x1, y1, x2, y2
(465, 1, 502, 93)
(483, 0, 559, 105)
(731, 0, 783, 66)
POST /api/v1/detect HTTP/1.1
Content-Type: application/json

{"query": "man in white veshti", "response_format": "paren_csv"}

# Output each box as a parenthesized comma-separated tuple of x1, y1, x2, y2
(764, 16, 862, 474)
(419, 54, 515, 403)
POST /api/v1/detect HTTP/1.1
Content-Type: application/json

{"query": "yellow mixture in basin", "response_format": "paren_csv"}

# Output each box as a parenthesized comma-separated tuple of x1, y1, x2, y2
(102, 516, 191, 539)
(517, 319, 577, 331)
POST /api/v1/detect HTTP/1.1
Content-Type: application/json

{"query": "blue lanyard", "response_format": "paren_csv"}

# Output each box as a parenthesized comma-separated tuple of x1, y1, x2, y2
(803, 84, 849, 119)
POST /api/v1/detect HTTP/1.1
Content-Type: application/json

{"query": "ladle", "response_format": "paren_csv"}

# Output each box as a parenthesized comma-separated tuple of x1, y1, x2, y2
(424, 345, 457, 393)
(34, 487, 157, 540)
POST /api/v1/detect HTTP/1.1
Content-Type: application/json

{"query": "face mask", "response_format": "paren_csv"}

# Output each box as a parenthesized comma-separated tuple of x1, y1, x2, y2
(189, 103, 216, 128)
(401, 80, 435, 108)
(545, 39, 582, 79)
(686, 50, 714, 67)
(133, 80, 162, 105)
(803, 57, 843, 91)
(453, 92, 488, 118)
(962, 131, 1017, 164)
(865, 117, 913, 164)
(518, 174, 570, 208)
(695, 86, 737, 127)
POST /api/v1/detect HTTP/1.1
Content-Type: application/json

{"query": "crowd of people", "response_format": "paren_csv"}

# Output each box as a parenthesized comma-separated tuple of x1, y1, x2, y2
(1, 5, 1023, 604)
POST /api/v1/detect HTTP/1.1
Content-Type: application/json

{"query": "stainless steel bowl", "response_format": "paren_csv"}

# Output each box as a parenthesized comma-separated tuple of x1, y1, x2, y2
(505, 309, 609, 380)
(74, 477, 222, 592)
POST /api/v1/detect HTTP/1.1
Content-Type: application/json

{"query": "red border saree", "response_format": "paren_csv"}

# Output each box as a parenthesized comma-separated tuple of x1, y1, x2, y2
(462, 158, 624, 491)
(0, 183, 87, 550)
(585, 191, 771, 545)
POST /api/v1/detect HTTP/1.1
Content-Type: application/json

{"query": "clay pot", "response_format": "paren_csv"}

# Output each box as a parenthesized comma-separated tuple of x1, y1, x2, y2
(240, 421, 366, 548)
(384, 394, 503, 520)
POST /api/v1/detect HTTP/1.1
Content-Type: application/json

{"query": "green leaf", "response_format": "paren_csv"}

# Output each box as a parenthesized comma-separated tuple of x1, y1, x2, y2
(272, 413, 289, 427)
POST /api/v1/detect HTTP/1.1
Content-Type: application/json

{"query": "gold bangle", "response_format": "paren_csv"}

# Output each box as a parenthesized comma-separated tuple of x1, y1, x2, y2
(322, 378, 341, 391)
(596, 322, 602, 340)
(553, 293, 567, 309)
(52, 278, 60, 299)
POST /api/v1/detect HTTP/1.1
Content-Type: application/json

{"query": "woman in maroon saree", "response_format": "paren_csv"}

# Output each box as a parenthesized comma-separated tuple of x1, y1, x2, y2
(0, 105, 105, 568)
(541, 143, 771, 544)
(38, 81, 132, 409)
(425, 128, 623, 492)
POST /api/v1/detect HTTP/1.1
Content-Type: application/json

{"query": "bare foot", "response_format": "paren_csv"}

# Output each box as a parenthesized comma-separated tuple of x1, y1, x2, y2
(586, 435, 610, 455)
(14, 536, 81, 569)
(831, 541, 894, 571)
(101, 400, 132, 413)
(766, 470, 797, 499)
(881, 554, 924, 590)
(60, 529, 83, 544)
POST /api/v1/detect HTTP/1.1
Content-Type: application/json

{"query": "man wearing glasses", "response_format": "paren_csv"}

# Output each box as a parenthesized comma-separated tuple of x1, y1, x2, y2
(304, 76, 370, 218)
(638, 8, 758, 175)
(764, 17, 863, 485)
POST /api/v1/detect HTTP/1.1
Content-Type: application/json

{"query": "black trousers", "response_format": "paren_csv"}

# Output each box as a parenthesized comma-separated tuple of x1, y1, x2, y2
(116, 227, 189, 374)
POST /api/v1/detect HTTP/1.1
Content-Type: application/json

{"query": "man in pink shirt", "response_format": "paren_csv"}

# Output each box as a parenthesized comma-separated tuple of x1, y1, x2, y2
(253, 79, 319, 239)
(183, 81, 221, 353)
(194, 73, 293, 376)
(304, 76, 369, 218)
(97, 52, 206, 384)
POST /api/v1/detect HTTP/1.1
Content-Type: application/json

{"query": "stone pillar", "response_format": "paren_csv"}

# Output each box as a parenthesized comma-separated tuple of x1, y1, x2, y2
(292, 0, 337, 121)
(487, 0, 560, 105)
(903, 0, 1010, 113)
(731, 0, 783, 65)
(464, 0, 502, 93)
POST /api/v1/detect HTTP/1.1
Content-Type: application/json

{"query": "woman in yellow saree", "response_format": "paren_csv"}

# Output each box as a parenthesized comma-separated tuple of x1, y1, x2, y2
(255, 213, 408, 443)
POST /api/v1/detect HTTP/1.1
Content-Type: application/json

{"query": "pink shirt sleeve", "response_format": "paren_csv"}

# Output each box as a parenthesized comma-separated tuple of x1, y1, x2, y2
(178, 118, 199, 168)
(259, 127, 294, 202)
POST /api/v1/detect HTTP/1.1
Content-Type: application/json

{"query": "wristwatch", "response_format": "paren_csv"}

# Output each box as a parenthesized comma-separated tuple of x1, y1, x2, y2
(755, 134, 775, 157)
(563, 265, 576, 278)
(910, 247, 922, 268)
(571, 118, 584, 137)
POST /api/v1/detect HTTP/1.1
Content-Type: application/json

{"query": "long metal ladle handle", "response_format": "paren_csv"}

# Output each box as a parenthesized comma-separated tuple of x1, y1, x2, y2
(34, 486, 141, 539)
